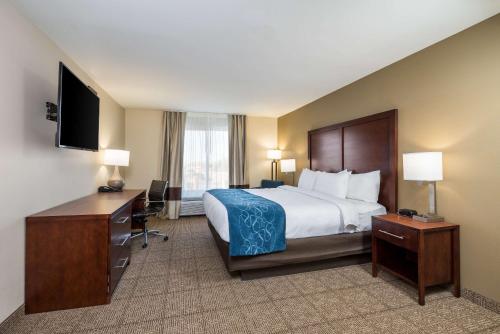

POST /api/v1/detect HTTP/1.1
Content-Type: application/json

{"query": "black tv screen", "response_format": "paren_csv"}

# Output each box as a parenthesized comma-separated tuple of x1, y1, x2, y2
(56, 62, 99, 151)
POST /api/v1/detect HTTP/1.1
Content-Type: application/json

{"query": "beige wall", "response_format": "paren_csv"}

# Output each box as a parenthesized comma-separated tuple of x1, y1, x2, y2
(247, 116, 278, 187)
(0, 1, 125, 322)
(278, 15, 500, 302)
(125, 109, 164, 189)
(125, 109, 277, 189)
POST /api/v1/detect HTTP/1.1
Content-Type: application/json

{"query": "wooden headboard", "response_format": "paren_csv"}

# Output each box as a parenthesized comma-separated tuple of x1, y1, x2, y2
(308, 110, 398, 212)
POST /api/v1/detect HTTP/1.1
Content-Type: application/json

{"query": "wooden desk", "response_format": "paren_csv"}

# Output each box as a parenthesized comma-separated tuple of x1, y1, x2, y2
(371, 214, 460, 305)
(25, 189, 145, 314)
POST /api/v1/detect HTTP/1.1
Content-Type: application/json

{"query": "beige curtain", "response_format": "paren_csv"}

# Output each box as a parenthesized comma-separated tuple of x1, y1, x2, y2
(160, 111, 186, 219)
(228, 114, 248, 188)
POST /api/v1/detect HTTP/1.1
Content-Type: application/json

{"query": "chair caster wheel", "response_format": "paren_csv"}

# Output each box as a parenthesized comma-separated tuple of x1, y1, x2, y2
(163, 236, 168, 241)
(142, 243, 148, 248)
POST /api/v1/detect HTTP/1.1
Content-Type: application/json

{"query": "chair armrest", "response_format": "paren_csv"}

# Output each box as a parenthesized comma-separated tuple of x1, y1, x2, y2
(135, 197, 166, 204)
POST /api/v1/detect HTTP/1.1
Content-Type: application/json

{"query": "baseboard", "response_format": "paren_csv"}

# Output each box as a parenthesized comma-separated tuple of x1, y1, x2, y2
(0, 304, 24, 332)
(462, 288, 500, 314)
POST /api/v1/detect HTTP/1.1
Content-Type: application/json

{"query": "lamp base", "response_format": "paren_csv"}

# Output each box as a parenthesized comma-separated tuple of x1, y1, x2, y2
(271, 160, 278, 180)
(107, 165, 124, 191)
(412, 214, 444, 223)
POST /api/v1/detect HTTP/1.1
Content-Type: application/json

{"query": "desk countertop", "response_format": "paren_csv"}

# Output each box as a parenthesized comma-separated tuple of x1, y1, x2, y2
(27, 189, 146, 218)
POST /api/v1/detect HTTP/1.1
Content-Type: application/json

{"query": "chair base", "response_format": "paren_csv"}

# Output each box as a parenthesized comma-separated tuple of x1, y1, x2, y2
(131, 229, 168, 248)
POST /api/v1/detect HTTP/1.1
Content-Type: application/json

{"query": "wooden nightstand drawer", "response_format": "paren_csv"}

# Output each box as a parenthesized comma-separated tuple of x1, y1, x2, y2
(373, 219, 418, 252)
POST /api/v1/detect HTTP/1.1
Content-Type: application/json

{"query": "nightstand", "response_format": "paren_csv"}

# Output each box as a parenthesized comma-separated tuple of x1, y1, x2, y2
(371, 213, 460, 305)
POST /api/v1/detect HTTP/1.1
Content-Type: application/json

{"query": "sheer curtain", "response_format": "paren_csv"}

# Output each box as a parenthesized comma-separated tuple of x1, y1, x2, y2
(182, 112, 229, 199)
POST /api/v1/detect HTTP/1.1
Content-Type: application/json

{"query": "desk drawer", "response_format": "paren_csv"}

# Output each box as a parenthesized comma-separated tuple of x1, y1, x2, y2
(109, 204, 131, 295)
(110, 205, 131, 248)
(373, 219, 418, 252)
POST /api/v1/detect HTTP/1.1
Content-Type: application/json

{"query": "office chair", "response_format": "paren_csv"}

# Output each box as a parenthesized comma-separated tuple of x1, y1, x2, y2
(131, 180, 169, 248)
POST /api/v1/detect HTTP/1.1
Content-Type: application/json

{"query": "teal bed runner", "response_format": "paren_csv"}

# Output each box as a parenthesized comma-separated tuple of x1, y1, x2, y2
(207, 189, 286, 256)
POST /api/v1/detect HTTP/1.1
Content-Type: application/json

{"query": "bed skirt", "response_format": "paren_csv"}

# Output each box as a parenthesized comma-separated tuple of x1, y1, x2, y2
(208, 219, 372, 279)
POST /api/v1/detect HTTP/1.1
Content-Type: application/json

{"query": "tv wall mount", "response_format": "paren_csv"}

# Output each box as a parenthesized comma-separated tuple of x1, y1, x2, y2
(46, 102, 57, 122)
(46, 85, 96, 122)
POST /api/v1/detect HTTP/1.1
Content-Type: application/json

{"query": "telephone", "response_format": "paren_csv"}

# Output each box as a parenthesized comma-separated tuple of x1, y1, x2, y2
(398, 208, 418, 218)
(98, 186, 121, 193)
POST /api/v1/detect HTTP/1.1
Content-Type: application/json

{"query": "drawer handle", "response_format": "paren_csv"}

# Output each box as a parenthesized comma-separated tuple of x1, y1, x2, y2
(113, 257, 129, 269)
(378, 229, 404, 240)
(114, 235, 129, 247)
(114, 216, 129, 224)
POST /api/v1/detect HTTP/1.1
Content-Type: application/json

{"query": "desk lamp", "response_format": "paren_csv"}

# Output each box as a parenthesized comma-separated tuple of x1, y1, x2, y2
(103, 149, 130, 191)
(403, 152, 444, 222)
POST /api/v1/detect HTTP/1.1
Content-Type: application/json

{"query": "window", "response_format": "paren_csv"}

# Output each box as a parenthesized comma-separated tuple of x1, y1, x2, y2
(182, 112, 229, 199)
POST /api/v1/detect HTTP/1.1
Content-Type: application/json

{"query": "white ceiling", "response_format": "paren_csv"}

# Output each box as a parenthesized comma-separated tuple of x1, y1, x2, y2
(11, 0, 500, 117)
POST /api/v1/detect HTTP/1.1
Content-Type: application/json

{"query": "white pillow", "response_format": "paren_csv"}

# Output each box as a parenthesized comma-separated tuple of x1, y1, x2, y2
(347, 170, 381, 203)
(297, 168, 317, 190)
(313, 171, 350, 199)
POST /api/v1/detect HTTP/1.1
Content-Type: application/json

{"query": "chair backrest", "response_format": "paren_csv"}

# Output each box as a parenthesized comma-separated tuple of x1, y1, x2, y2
(148, 180, 168, 210)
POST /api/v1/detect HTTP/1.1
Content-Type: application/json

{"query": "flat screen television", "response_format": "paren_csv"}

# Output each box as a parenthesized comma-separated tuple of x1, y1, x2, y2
(56, 62, 99, 151)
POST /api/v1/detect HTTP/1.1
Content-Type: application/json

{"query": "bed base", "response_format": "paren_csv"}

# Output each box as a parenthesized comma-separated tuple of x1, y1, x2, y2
(208, 219, 372, 280)
(239, 253, 371, 280)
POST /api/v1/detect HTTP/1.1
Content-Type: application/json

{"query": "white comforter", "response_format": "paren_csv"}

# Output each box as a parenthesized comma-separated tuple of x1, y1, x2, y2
(203, 185, 386, 242)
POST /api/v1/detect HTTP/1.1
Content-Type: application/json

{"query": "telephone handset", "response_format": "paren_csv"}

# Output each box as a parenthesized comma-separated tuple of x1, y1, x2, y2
(98, 186, 121, 193)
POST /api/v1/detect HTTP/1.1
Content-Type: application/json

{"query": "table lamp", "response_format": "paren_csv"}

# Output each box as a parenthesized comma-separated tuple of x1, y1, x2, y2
(103, 149, 130, 191)
(403, 152, 444, 222)
(280, 159, 296, 185)
(267, 149, 282, 180)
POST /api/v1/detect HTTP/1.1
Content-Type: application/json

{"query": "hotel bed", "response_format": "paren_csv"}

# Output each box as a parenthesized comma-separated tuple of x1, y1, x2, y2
(204, 110, 398, 277)
(204, 186, 387, 241)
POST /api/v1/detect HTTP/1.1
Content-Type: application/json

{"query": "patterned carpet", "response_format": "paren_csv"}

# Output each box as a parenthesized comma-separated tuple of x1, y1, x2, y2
(1, 216, 499, 334)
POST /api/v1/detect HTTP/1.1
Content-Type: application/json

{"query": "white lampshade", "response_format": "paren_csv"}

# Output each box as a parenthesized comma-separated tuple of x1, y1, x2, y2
(281, 159, 296, 173)
(267, 149, 282, 160)
(403, 152, 443, 181)
(103, 149, 130, 167)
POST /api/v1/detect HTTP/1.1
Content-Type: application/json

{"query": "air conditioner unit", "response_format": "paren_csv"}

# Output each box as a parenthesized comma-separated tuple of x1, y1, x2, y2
(180, 199, 205, 216)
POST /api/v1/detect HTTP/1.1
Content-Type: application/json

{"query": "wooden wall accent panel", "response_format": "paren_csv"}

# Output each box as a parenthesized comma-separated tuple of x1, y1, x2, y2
(343, 118, 395, 212)
(343, 119, 390, 172)
(309, 128, 342, 172)
(308, 110, 397, 212)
